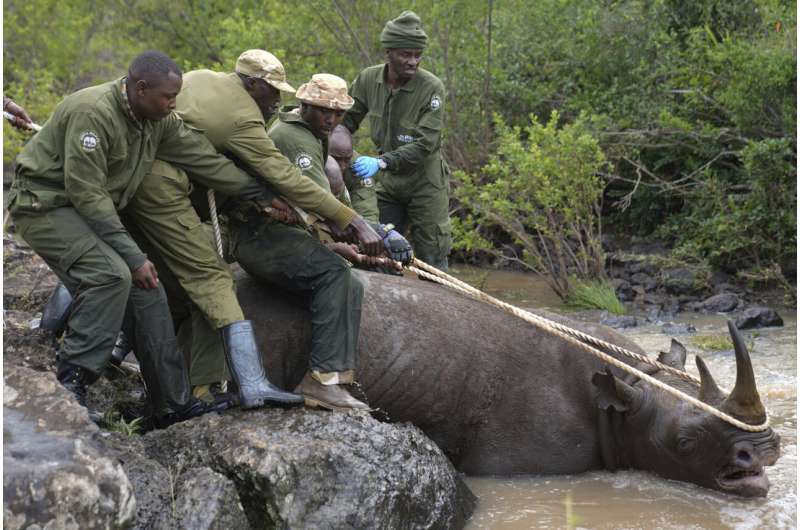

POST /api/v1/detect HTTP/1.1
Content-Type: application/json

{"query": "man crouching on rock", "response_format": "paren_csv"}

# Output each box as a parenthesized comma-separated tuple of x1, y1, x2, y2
(6, 51, 252, 428)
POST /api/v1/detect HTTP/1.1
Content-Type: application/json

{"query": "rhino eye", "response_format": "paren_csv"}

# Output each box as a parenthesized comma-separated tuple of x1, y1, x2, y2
(677, 437, 696, 454)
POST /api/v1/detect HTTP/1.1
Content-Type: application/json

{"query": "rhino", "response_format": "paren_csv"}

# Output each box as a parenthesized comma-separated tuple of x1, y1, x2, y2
(235, 269, 781, 498)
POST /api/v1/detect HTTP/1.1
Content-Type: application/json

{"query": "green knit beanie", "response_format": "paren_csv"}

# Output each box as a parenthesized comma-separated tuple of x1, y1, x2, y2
(380, 10, 428, 50)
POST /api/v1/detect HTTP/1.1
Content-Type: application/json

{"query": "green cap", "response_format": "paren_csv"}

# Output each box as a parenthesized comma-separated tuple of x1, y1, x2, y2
(380, 10, 428, 50)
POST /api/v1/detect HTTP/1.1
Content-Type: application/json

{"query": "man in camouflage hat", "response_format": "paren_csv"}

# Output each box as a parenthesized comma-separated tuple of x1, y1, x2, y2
(8, 51, 240, 428)
(344, 10, 452, 270)
(264, 72, 411, 410)
(124, 53, 384, 410)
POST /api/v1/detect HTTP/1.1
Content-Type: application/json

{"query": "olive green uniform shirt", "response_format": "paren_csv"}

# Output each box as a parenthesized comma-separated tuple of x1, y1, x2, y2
(10, 78, 249, 270)
(343, 64, 452, 269)
(343, 64, 446, 179)
(267, 111, 331, 192)
(175, 70, 356, 229)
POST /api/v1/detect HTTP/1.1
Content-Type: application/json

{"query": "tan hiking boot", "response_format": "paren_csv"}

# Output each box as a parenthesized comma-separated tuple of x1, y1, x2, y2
(294, 372, 371, 411)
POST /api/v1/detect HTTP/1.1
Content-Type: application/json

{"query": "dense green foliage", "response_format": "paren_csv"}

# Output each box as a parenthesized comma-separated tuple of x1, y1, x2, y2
(454, 112, 607, 298)
(4, 0, 796, 283)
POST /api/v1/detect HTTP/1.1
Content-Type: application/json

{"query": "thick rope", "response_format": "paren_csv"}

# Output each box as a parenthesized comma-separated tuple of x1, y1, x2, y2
(207, 189, 224, 258)
(414, 259, 702, 386)
(408, 258, 770, 433)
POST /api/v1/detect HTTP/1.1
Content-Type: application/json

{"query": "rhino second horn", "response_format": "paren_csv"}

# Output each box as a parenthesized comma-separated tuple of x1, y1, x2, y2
(658, 339, 688, 369)
(721, 320, 766, 423)
(695, 355, 724, 406)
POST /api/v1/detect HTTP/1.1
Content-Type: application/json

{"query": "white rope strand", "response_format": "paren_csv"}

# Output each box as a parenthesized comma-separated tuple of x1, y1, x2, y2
(408, 259, 770, 432)
(207, 189, 224, 258)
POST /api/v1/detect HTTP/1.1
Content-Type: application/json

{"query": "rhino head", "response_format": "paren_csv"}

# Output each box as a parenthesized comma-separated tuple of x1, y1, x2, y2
(592, 321, 781, 497)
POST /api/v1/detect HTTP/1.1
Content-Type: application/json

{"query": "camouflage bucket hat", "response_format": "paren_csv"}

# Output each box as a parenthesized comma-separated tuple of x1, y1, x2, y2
(295, 73, 354, 110)
(235, 49, 295, 92)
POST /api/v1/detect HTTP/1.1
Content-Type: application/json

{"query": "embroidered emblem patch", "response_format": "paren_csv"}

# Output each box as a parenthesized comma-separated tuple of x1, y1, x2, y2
(80, 131, 99, 152)
(397, 134, 415, 143)
(295, 153, 313, 170)
(430, 95, 441, 110)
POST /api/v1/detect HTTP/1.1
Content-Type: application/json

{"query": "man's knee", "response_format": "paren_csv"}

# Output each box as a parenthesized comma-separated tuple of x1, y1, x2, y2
(74, 248, 133, 295)
(128, 282, 169, 311)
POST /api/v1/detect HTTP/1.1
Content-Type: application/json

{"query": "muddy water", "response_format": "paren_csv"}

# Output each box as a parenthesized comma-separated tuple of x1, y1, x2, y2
(447, 267, 797, 530)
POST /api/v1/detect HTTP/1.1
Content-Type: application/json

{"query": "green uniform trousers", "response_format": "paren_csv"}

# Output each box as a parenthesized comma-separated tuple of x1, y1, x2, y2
(124, 160, 244, 329)
(229, 217, 364, 375)
(12, 207, 192, 416)
(121, 215, 230, 388)
(376, 171, 451, 270)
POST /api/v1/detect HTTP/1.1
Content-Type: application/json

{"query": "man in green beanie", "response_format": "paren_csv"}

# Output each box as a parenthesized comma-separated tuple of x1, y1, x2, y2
(343, 10, 452, 270)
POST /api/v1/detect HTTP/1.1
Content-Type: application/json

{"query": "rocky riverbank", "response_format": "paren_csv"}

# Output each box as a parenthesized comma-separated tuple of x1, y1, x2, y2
(3, 233, 476, 529)
(600, 236, 791, 331)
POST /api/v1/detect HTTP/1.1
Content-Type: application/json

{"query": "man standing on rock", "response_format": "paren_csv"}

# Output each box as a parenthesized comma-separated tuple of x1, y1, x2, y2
(344, 10, 452, 270)
(125, 52, 385, 411)
(7, 51, 241, 428)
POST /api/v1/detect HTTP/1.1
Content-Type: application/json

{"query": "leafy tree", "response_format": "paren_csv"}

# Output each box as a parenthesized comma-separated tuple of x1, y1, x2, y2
(454, 112, 607, 299)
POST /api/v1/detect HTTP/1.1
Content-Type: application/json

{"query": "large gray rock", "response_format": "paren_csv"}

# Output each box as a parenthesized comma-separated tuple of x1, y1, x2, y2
(611, 278, 634, 302)
(173, 467, 250, 530)
(4, 362, 474, 530)
(141, 408, 476, 529)
(735, 306, 784, 329)
(661, 267, 704, 295)
(702, 293, 741, 313)
(3, 365, 136, 530)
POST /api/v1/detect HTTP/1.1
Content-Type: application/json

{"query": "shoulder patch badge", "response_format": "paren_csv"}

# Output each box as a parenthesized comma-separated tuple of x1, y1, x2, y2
(430, 95, 441, 110)
(295, 153, 313, 170)
(80, 131, 99, 152)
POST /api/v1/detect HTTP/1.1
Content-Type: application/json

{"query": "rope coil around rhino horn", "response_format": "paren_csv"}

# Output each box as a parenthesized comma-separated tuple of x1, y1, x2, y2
(407, 258, 770, 433)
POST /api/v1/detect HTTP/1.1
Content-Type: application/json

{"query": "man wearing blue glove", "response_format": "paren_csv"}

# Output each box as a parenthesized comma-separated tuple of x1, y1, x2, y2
(269, 75, 414, 268)
(344, 10, 452, 270)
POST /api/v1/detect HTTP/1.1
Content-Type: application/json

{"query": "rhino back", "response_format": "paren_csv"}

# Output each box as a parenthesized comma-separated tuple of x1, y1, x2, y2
(236, 270, 646, 475)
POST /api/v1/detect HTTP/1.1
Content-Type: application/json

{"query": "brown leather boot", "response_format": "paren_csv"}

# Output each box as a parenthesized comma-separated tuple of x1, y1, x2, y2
(293, 372, 371, 411)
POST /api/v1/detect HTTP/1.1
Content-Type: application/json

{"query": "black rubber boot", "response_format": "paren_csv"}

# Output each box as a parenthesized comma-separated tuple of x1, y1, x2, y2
(153, 397, 231, 430)
(56, 362, 99, 410)
(221, 321, 304, 409)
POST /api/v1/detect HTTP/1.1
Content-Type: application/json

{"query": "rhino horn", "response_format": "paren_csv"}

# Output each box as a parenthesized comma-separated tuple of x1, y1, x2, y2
(657, 339, 688, 370)
(695, 355, 724, 405)
(721, 321, 766, 424)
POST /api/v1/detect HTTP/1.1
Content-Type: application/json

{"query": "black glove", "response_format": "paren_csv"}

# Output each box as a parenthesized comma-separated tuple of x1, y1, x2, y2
(374, 224, 413, 265)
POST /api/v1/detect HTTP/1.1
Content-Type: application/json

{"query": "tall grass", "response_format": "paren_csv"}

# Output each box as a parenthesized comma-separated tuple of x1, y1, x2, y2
(565, 280, 626, 315)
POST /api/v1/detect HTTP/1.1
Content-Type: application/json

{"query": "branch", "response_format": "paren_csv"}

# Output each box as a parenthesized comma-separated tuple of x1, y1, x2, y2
(331, 0, 374, 65)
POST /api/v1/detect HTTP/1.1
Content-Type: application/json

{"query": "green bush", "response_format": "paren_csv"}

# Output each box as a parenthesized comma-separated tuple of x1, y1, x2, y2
(454, 111, 607, 299)
(662, 138, 796, 269)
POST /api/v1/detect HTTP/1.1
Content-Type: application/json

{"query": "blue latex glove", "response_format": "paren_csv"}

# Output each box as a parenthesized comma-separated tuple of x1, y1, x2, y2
(352, 156, 381, 179)
(375, 224, 413, 264)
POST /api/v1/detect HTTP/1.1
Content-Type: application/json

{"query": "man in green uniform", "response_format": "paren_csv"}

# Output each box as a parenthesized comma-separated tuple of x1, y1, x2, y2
(255, 72, 412, 410)
(344, 10, 452, 270)
(328, 125, 380, 224)
(8, 51, 238, 427)
(125, 52, 385, 411)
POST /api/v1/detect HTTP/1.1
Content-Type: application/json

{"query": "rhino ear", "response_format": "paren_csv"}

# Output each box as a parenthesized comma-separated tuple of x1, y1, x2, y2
(592, 368, 642, 413)
(657, 339, 687, 370)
